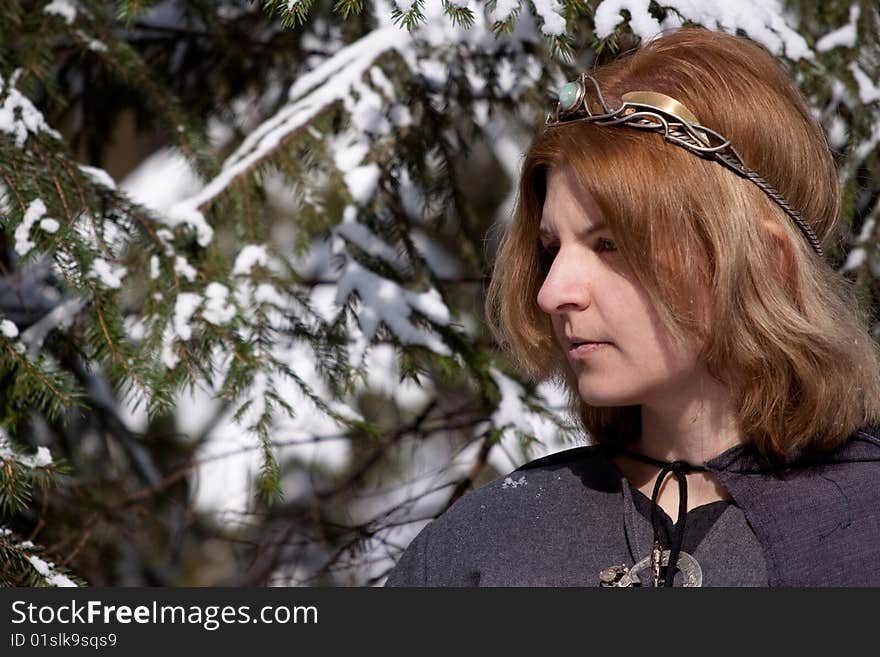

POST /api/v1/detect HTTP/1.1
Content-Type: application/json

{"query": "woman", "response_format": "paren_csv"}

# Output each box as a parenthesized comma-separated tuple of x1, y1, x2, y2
(385, 28, 880, 586)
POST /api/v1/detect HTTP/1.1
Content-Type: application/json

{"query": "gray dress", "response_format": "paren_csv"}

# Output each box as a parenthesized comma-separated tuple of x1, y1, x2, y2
(385, 446, 768, 587)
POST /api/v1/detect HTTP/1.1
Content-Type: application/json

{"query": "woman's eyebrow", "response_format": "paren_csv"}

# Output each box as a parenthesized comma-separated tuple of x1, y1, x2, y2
(538, 222, 608, 239)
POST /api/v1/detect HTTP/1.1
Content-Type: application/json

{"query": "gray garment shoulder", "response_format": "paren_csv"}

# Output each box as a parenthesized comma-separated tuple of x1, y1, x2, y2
(704, 427, 880, 586)
(386, 447, 627, 586)
(385, 447, 767, 587)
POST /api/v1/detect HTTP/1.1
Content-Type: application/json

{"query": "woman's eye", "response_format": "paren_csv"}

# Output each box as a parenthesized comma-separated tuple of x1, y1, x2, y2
(537, 242, 558, 275)
(596, 238, 617, 253)
(537, 239, 617, 275)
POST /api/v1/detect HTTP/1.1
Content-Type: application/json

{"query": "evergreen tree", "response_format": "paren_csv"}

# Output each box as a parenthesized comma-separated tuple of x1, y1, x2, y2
(0, 0, 877, 585)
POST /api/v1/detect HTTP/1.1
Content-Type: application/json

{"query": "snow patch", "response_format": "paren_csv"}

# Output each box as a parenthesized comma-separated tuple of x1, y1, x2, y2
(593, 0, 813, 60)
(333, 257, 452, 363)
(848, 63, 880, 104)
(335, 206, 400, 265)
(43, 0, 77, 24)
(173, 292, 202, 341)
(19, 295, 86, 358)
(531, 0, 566, 36)
(14, 198, 50, 256)
(121, 148, 203, 214)
(164, 203, 215, 248)
(490, 0, 521, 24)
(233, 244, 269, 275)
(816, 5, 860, 52)
(120, 148, 211, 246)
(202, 283, 236, 325)
(0, 71, 62, 148)
(1, 319, 19, 338)
(79, 164, 116, 190)
(502, 475, 527, 489)
(87, 39, 108, 53)
(28, 555, 77, 587)
(87, 257, 127, 289)
(0, 429, 53, 469)
(174, 255, 197, 282)
(39, 218, 60, 234)
(486, 367, 582, 473)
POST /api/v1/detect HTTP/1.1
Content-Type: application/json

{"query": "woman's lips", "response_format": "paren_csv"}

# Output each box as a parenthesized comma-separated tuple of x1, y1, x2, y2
(569, 342, 612, 358)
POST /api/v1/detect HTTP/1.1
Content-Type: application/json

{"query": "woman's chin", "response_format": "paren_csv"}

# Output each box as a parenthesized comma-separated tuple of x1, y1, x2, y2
(577, 384, 642, 408)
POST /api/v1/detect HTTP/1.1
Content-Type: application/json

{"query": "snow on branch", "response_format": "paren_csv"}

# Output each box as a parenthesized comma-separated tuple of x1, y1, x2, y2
(848, 62, 880, 104)
(0, 525, 78, 587)
(43, 0, 78, 25)
(78, 164, 117, 190)
(487, 367, 577, 446)
(816, 5, 860, 52)
(0, 428, 53, 469)
(14, 199, 55, 256)
(168, 25, 413, 240)
(0, 71, 62, 149)
(531, 0, 566, 36)
(327, 201, 458, 366)
(20, 296, 87, 358)
(27, 554, 78, 587)
(333, 256, 452, 359)
(593, 0, 813, 60)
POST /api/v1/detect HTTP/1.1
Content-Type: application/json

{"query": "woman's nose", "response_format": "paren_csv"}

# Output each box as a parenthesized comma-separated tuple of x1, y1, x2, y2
(536, 250, 591, 315)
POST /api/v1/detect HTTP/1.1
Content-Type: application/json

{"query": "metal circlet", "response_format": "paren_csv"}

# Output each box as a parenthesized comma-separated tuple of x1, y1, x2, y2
(545, 74, 824, 258)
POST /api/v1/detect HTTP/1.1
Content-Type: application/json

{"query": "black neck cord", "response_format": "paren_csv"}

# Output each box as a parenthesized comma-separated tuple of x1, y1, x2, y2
(608, 446, 708, 587)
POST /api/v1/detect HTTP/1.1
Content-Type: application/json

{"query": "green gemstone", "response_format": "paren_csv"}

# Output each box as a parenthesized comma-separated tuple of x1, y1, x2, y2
(558, 81, 582, 112)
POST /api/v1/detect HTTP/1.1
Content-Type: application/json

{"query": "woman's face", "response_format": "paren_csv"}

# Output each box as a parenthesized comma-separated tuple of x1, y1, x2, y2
(536, 163, 705, 408)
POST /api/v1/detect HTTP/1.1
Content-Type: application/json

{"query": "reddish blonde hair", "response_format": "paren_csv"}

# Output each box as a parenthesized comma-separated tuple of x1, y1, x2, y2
(484, 28, 880, 458)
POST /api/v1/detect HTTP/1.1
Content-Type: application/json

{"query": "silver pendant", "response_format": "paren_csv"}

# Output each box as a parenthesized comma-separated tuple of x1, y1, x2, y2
(599, 550, 703, 587)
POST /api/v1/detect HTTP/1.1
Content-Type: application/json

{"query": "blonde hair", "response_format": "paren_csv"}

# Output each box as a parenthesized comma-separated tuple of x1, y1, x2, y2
(484, 28, 880, 459)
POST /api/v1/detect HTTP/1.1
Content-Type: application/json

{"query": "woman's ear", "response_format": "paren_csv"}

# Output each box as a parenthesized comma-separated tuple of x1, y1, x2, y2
(760, 218, 794, 281)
